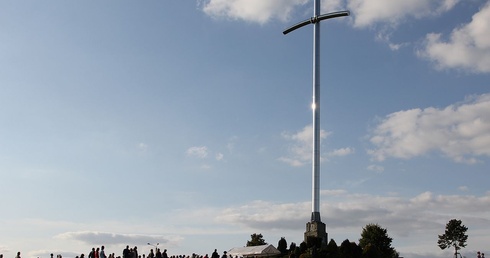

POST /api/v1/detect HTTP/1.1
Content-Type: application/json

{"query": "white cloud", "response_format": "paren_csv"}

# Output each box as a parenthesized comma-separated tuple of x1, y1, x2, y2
(367, 164, 384, 173)
(199, 0, 459, 26)
(55, 231, 177, 246)
(322, 0, 345, 14)
(347, 0, 460, 28)
(215, 152, 224, 161)
(279, 124, 330, 167)
(214, 190, 490, 257)
(200, 0, 308, 24)
(217, 200, 308, 230)
(320, 189, 348, 196)
(368, 94, 490, 163)
(10, 191, 490, 258)
(418, 1, 490, 73)
(328, 147, 355, 157)
(186, 146, 208, 159)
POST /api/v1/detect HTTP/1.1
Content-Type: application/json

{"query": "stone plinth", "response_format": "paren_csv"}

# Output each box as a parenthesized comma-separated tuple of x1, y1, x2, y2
(304, 220, 327, 246)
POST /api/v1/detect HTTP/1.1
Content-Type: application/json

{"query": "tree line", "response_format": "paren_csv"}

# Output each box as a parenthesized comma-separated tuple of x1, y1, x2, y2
(246, 219, 469, 258)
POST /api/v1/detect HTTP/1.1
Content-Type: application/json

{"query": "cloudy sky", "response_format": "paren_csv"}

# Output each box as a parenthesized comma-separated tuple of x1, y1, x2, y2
(0, 0, 489, 258)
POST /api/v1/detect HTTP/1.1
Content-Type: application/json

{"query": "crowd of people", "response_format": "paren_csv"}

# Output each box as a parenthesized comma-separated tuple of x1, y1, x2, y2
(75, 246, 235, 258)
(2, 249, 488, 258)
(0, 246, 234, 258)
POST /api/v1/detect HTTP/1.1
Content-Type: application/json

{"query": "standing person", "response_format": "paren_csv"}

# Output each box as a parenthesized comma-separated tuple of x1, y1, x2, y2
(95, 248, 100, 258)
(133, 246, 138, 258)
(155, 249, 162, 258)
(211, 250, 218, 258)
(89, 248, 96, 258)
(15, 252, 21, 258)
(479, 252, 482, 258)
(482, 253, 485, 258)
(220, 251, 227, 258)
(123, 246, 130, 258)
(100, 246, 107, 258)
(162, 250, 168, 258)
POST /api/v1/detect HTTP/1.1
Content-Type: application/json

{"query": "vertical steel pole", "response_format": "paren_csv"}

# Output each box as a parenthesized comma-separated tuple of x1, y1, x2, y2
(283, 3, 349, 241)
(311, 0, 321, 222)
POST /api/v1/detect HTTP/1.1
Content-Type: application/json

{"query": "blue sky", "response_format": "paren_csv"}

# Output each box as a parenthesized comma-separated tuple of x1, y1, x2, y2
(0, 0, 489, 258)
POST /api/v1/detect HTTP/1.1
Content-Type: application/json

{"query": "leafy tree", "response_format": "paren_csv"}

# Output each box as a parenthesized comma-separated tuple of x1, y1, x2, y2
(278, 237, 288, 254)
(339, 239, 361, 258)
(299, 242, 308, 254)
(437, 219, 468, 256)
(325, 239, 339, 258)
(293, 246, 301, 258)
(359, 224, 398, 258)
(305, 236, 322, 249)
(247, 233, 267, 246)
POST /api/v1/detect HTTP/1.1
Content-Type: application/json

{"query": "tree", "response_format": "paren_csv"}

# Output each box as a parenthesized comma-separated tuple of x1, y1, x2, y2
(325, 239, 339, 258)
(299, 242, 308, 254)
(339, 239, 361, 258)
(437, 219, 468, 257)
(247, 233, 267, 246)
(359, 224, 398, 258)
(278, 237, 288, 254)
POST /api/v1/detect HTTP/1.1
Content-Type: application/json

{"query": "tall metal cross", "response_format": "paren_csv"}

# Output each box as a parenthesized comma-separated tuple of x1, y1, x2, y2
(283, 2, 349, 223)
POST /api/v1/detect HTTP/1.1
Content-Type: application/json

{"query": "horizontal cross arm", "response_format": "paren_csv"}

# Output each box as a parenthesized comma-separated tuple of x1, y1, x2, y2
(283, 10, 350, 35)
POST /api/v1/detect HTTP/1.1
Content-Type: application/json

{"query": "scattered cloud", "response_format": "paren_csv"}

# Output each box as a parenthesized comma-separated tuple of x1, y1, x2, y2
(320, 189, 348, 196)
(328, 147, 355, 157)
(16, 190, 490, 258)
(347, 0, 459, 28)
(55, 231, 177, 246)
(200, 164, 212, 170)
(279, 125, 330, 167)
(367, 164, 384, 173)
(214, 190, 490, 255)
(418, 1, 490, 73)
(186, 146, 225, 165)
(322, 0, 345, 14)
(199, 0, 459, 27)
(217, 200, 309, 230)
(215, 152, 224, 161)
(375, 30, 410, 51)
(186, 146, 208, 159)
(368, 94, 490, 163)
(226, 136, 238, 153)
(137, 142, 148, 152)
(199, 0, 490, 74)
(200, 0, 309, 24)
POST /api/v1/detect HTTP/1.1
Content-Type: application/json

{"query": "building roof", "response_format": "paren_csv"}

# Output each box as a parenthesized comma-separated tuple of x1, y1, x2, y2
(227, 245, 281, 257)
